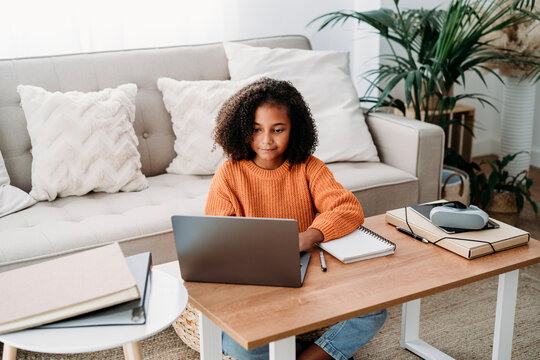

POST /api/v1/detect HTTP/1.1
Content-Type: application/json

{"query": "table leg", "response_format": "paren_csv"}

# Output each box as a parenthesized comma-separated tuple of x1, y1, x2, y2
(401, 298, 454, 359)
(199, 311, 222, 360)
(2, 344, 17, 360)
(492, 270, 519, 360)
(122, 341, 143, 360)
(269, 336, 295, 360)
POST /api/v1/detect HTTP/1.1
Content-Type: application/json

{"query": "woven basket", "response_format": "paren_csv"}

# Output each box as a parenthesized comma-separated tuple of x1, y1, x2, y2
(441, 165, 470, 205)
(485, 191, 519, 226)
(173, 301, 329, 358)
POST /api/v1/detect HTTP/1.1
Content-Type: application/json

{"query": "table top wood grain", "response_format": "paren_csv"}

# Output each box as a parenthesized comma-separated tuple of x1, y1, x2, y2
(184, 214, 540, 349)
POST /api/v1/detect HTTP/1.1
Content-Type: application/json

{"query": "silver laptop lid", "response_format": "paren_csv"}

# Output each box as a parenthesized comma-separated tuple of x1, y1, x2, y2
(171, 215, 310, 287)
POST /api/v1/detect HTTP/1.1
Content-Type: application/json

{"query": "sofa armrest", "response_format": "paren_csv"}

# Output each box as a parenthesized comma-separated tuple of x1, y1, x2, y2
(365, 111, 444, 204)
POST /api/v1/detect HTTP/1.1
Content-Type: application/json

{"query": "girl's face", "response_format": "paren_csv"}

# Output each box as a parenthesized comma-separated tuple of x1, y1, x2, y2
(250, 103, 291, 170)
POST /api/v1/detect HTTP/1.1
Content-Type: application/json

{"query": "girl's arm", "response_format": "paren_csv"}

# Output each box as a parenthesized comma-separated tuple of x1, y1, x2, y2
(204, 166, 236, 216)
(307, 159, 364, 242)
(205, 189, 235, 216)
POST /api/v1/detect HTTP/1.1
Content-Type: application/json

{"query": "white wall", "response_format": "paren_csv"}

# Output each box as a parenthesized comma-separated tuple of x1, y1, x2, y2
(0, 0, 363, 96)
(227, 0, 355, 51)
(0, 0, 356, 57)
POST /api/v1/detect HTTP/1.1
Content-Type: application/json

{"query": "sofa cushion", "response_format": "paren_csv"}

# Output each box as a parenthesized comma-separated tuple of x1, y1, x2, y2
(328, 162, 419, 217)
(0, 173, 212, 267)
(157, 75, 263, 175)
(0, 149, 35, 217)
(327, 162, 417, 193)
(17, 84, 148, 201)
(223, 42, 379, 164)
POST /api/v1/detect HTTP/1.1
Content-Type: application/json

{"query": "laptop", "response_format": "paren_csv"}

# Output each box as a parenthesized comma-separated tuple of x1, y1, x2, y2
(171, 215, 311, 287)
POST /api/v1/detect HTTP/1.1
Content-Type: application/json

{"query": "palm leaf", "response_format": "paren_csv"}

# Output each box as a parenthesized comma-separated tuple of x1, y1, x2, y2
(311, 0, 540, 137)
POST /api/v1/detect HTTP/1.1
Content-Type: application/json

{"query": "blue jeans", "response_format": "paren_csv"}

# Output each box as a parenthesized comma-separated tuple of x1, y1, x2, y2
(222, 309, 387, 360)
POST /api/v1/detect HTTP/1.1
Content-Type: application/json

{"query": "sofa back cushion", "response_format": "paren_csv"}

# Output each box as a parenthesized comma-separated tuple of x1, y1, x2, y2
(17, 83, 148, 201)
(0, 35, 311, 192)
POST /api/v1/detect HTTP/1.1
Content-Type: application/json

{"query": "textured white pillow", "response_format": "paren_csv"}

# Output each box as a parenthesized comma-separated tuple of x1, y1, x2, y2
(17, 84, 148, 201)
(223, 42, 379, 163)
(0, 149, 36, 217)
(158, 75, 263, 175)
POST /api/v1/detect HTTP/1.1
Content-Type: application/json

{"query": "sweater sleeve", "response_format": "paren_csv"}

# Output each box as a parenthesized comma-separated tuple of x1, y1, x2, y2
(306, 158, 364, 241)
(205, 163, 236, 216)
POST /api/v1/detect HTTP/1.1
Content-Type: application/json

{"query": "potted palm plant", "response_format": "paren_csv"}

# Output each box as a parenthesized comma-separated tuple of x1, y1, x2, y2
(471, 152, 538, 226)
(310, 0, 540, 135)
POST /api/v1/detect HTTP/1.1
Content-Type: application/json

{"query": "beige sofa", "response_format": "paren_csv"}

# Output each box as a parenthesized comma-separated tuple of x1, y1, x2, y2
(0, 35, 444, 272)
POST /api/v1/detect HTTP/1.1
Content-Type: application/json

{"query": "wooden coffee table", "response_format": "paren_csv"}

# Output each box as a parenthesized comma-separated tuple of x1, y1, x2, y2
(0, 268, 187, 360)
(182, 214, 540, 360)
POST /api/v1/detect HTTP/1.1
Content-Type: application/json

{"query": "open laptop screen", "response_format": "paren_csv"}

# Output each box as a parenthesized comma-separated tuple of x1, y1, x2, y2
(171, 215, 311, 287)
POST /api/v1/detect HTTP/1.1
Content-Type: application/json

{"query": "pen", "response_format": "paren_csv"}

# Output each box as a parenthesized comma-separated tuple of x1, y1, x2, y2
(396, 227, 429, 244)
(319, 250, 327, 272)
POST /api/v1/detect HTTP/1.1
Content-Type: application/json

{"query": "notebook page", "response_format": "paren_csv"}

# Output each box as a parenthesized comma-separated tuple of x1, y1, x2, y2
(319, 227, 395, 263)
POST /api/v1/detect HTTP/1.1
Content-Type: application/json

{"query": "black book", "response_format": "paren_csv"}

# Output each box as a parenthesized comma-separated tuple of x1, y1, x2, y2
(39, 252, 152, 328)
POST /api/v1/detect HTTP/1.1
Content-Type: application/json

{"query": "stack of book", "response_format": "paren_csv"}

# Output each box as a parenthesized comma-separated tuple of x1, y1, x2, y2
(386, 202, 530, 259)
(0, 243, 152, 334)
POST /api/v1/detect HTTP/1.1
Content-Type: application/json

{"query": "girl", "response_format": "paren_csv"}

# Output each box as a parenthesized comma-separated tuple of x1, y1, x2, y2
(206, 77, 387, 360)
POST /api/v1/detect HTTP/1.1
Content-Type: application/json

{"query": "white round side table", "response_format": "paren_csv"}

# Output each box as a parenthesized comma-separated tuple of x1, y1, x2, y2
(0, 268, 187, 360)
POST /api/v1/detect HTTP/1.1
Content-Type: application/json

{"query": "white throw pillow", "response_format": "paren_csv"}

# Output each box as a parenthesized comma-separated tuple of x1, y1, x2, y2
(158, 75, 264, 175)
(0, 149, 36, 217)
(17, 84, 148, 201)
(223, 42, 379, 163)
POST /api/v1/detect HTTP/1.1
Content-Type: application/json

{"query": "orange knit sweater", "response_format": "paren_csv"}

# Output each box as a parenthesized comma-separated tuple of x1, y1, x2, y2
(205, 155, 364, 241)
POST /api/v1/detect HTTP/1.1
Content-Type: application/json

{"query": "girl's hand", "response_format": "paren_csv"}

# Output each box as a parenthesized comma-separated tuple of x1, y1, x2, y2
(298, 228, 324, 252)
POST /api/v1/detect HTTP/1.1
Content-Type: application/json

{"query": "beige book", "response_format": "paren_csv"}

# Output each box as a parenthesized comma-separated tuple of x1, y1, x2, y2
(0, 243, 139, 334)
(386, 207, 530, 259)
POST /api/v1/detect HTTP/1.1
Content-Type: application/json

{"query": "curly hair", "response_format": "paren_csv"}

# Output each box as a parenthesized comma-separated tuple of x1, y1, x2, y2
(213, 77, 318, 164)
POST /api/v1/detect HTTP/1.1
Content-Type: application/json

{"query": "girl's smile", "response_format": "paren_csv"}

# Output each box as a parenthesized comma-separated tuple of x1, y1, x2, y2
(250, 103, 291, 170)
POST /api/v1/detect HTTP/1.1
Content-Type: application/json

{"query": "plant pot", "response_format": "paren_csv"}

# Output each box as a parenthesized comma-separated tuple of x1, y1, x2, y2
(499, 76, 536, 177)
(485, 191, 519, 226)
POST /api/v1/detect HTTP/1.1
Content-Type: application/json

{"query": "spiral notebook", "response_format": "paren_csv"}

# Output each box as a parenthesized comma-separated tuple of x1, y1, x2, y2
(318, 226, 396, 264)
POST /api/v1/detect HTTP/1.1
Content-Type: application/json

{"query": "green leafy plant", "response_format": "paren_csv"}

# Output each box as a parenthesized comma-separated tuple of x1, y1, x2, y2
(471, 152, 538, 214)
(311, 0, 540, 130)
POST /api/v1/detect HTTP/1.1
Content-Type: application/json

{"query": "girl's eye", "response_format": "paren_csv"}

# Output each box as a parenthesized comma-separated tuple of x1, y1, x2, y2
(253, 128, 261, 133)
(274, 129, 284, 133)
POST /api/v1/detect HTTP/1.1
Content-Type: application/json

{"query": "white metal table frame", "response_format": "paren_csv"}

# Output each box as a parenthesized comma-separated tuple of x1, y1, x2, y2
(197, 269, 520, 360)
